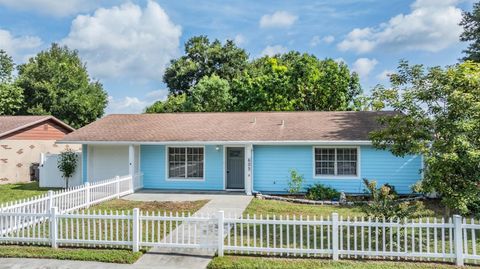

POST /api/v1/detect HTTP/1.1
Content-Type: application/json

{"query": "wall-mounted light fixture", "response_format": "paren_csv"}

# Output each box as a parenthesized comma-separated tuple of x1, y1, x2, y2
(215, 145, 220, 151)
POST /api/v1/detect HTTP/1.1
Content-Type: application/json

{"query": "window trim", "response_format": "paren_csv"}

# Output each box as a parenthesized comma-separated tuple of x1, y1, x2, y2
(166, 146, 206, 181)
(312, 146, 361, 179)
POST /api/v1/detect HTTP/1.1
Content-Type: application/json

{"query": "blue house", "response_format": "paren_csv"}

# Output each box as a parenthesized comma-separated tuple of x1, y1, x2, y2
(59, 111, 422, 195)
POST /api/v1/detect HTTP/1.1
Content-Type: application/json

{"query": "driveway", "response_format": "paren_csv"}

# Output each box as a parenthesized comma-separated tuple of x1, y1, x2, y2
(0, 192, 253, 269)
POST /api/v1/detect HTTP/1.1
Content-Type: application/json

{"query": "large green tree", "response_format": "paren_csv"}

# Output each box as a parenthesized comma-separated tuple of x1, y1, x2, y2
(146, 75, 232, 113)
(460, 1, 480, 62)
(163, 36, 249, 95)
(232, 52, 361, 111)
(0, 50, 23, 115)
(16, 44, 108, 128)
(148, 37, 362, 113)
(370, 61, 480, 215)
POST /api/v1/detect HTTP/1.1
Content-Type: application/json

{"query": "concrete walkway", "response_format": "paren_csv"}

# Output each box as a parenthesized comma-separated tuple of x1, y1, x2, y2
(0, 193, 252, 269)
(131, 192, 253, 269)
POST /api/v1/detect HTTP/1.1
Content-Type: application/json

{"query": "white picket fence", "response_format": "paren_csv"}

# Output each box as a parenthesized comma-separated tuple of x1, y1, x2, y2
(1, 210, 479, 266)
(0, 173, 143, 235)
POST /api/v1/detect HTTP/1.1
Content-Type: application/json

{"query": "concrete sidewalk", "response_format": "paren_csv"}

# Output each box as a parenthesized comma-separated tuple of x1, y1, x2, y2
(0, 193, 252, 269)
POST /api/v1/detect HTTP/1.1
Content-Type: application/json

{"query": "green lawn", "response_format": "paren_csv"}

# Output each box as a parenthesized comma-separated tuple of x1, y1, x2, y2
(0, 182, 54, 204)
(0, 245, 144, 264)
(89, 198, 209, 213)
(1, 198, 209, 263)
(245, 198, 444, 218)
(208, 256, 470, 269)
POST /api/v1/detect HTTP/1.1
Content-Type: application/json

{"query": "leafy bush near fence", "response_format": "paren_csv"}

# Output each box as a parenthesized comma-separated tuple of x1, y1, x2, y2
(305, 184, 340, 200)
(362, 179, 421, 220)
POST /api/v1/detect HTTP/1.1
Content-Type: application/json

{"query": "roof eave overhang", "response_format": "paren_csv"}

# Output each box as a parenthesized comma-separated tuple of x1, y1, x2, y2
(0, 116, 75, 139)
(56, 140, 373, 146)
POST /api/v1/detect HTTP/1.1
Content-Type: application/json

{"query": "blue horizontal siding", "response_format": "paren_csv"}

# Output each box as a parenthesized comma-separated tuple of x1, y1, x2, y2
(141, 145, 224, 190)
(253, 145, 421, 194)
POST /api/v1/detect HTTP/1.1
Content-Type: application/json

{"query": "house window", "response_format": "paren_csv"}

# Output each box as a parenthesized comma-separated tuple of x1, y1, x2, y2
(314, 147, 358, 177)
(168, 147, 204, 179)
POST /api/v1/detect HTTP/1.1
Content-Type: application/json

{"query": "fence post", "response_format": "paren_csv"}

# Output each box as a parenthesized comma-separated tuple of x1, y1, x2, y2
(454, 215, 464, 266)
(129, 174, 135, 194)
(85, 182, 91, 208)
(47, 190, 54, 210)
(132, 208, 140, 252)
(50, 207, 58, 248)
(217, 210, 225, 257)
(332, 212, 339, 261)
(115, 176, 120, 198)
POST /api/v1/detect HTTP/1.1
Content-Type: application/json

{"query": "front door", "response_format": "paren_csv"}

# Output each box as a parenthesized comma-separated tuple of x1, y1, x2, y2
(226, 147, 245, 189)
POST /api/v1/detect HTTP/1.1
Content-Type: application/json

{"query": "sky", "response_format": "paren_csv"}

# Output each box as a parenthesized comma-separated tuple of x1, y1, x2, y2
(0, 0, 474, 114)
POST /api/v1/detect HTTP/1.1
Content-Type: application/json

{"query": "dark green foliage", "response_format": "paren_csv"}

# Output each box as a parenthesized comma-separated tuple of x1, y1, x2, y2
(16, 43, 108, 128)
(0, 50, 23, 115)
(305, 184, 340, 201)
(460, 1, 480, 62)
(146, 36, 362, 113)
(361, 179, 421, 220)
(163, 35, 249, 95)
(370, 61, 480, 215)
(232, 53, 361, 112)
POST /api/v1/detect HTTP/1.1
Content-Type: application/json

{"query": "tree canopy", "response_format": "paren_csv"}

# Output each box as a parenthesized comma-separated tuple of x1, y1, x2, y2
(163, 35, 249, 95)
(460, 1, 480, 62)
(15, 44, 108, 128)
(370, 61, 480, 215)
(147, 36, 362, 113)
(0, 50, 23, 115)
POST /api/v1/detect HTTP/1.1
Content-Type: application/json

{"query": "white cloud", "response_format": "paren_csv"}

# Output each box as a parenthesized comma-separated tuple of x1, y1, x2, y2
(310, 35, 335, 47)
(323, 35, 335, 44)
(309, 36, 321, 47)
(107, 89, 168, 114)
(376, 70, 394, 81)
(0, 29, 42, 61)
(0, 0, 95, 17)
(260, 11, 297, 28)
(261, 45, 287, 56)
(62, 1, 181, 81)
(233, 34, 246, 46)
(352, 58, 378, 78)
(338, 0, 463, 53)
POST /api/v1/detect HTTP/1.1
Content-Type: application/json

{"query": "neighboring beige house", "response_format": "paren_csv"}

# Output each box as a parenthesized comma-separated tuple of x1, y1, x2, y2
(0, 116, 79, 184)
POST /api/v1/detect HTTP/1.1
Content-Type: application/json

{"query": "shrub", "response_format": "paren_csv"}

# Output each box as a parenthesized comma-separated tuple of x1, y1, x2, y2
(362, 179, 420, 220)
(57, 148, 78, 189)
(286, 169, 304, 194)
(305, 184, 340, 200)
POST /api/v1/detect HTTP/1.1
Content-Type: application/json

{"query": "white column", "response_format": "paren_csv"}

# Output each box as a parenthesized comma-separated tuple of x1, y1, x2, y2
(245, 144, 253, 195)
(128, 145, 135, 177)
(128, 145, 135, 192)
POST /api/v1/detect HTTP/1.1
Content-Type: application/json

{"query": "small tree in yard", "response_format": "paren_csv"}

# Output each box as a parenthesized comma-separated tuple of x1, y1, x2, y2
(57, 148, 77, 189)
(287, 169, 304, 194)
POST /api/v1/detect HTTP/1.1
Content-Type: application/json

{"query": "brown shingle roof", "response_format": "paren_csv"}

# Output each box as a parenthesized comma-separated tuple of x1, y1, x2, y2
(0, 115, 74, 139)
(60, 111, 393, 143)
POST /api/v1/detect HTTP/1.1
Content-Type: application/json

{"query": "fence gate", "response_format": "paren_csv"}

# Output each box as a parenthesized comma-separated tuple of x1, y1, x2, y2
(137, 210, 221, 251)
